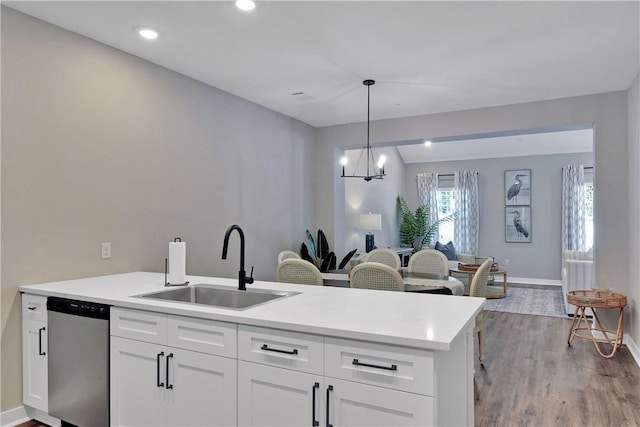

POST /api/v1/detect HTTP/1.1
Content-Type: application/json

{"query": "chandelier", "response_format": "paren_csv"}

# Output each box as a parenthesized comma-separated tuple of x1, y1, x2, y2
(340, 79, 386, 182)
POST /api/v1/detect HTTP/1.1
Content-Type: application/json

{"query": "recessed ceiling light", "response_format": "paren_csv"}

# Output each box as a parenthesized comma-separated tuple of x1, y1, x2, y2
(138, 28, 158, 40)
(424, 140, 433, 147)
(235, 0, 256, 11)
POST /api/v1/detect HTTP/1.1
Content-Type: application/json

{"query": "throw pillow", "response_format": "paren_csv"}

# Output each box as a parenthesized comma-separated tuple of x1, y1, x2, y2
(435, 241, 457, 260)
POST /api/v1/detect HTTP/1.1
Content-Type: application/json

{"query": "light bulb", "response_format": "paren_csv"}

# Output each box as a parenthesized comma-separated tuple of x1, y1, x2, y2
(235, 0, 256, 11)
(340, 156, 348, 166)
(424, 140, 432, 147)
(138, 28, 158, 40)
(377, 155, 387, 169)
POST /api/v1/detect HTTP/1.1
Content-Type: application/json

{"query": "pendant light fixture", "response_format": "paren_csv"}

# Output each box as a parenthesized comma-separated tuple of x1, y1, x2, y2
(340, 79, 386, 182)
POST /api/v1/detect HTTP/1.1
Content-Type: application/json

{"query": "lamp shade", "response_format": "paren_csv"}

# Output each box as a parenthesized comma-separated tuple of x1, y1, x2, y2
(359, 213, 382, 231)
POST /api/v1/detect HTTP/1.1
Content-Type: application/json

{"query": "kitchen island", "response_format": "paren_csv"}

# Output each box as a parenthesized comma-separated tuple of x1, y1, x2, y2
(21, 271, 485, 426)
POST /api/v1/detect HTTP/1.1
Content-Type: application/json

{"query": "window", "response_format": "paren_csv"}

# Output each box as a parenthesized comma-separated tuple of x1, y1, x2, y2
(437, 189, 456, 243)
(585, 182, 594, 249)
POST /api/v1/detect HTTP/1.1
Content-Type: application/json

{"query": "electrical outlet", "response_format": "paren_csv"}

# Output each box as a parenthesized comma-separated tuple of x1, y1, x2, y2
(101, 242, 111, 259)
(504, 259, 510, 266)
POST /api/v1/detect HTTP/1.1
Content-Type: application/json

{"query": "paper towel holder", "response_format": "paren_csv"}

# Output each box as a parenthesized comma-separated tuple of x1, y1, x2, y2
(165, 238, 189, 287)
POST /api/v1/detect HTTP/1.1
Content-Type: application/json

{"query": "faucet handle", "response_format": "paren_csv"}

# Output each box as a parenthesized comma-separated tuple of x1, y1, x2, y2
(247, 266, 254, 284)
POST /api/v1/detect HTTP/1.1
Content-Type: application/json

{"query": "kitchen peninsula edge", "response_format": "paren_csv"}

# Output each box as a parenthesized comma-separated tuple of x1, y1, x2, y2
(20, 271, 485, 426)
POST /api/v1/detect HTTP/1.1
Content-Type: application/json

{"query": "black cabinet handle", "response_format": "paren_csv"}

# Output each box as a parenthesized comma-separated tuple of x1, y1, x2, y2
(326, 385, 333, 427)
(38, 327, 46, 356)
(312, 382, 319, 427)
(352, 358, 397, 371)
(28, 306, 37, 311)
(165, 353, 174, 389)
(156, 352, 165, 387)
(261, 344, 298, 355)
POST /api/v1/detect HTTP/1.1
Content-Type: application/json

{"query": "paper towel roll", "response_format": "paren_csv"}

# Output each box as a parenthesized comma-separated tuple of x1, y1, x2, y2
(168, 239, 186, 284)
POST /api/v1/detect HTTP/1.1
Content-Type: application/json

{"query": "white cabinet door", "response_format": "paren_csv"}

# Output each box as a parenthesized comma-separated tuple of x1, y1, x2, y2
(326, 378, 433, 427)
(22, 318, 48, 411)
(167, 348, 237, 427)
(238, 361, 324, 427)
(110, 337, 169, 427)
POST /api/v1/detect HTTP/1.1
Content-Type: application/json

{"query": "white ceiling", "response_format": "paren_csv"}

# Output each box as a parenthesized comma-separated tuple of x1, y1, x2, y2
(5, 1, 639, 129)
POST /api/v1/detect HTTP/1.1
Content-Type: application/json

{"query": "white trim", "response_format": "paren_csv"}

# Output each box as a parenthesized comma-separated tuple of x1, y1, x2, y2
(624, 334, 640, 368)
(0, 406, 61, 427)
(23, 407, 60, 427)
(494, 276, 562, 287)
(0, 406, 29, 427)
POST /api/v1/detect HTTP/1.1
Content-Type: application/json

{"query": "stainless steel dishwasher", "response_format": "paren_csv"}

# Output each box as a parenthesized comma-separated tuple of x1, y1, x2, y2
(47, 297, 110, 427)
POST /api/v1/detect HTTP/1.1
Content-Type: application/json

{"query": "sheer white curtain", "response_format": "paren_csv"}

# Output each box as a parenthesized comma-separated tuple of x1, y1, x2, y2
(416, 172, 439, 238)
(562, 165, 586, 250)
(454, 171, 479, 255)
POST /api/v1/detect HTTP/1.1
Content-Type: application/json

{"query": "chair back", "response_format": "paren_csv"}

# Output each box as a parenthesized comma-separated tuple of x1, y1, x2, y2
(469, 258, 494, 298)
(350, 262, 404, 292)
(407, 249, 449, 275)
(276, 259, 323, 286)
(278, 250, 301, 264)
(363, 248, 401, 270)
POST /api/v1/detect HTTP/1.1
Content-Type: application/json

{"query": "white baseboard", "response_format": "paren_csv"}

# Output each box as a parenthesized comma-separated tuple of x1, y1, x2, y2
(1, 406, 61, 427)
(495, 276, 562, 287)
(625, 334, 640, 368)
(0, 406, 29, 427)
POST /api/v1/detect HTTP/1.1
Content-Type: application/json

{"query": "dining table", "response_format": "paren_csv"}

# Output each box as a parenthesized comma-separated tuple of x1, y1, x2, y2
(321, 271, 465, 296)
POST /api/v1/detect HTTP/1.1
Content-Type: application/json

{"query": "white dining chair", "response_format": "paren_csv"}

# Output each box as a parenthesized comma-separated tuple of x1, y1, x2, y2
(278, 250, 301, 264)
(276, 258, 323, 286)
(468, 257, 494, 367)
(350, 262, 404, 292)
(408, 249, 449, 276)
(362, 248, 401, 270)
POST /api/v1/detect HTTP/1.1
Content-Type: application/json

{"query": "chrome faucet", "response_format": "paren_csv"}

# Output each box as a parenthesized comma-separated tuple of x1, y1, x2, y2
(221, 224, 254, 291)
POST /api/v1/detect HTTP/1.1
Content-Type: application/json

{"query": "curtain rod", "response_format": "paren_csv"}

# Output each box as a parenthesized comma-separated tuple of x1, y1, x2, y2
(561, 166, 594, 170)
(436, 172, 479, 177)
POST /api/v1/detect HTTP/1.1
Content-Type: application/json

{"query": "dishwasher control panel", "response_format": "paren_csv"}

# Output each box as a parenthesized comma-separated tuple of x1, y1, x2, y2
(47, 297, 110, 320)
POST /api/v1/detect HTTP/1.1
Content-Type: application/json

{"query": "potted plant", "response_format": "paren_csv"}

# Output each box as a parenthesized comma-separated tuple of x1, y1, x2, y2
(396, 195, 457, 253)
(300, 229, 357, 272)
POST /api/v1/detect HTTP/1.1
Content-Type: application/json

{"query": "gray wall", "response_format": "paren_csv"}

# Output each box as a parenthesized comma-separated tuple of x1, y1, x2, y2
(404, 152, 593, 281)
(343, 146, 405, 252)
(1, 8, 316, 411)
(628, 72, 640, 349)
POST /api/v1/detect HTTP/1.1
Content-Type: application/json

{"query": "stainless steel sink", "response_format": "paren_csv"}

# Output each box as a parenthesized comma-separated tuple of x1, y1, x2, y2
(134, 284, 298, 310)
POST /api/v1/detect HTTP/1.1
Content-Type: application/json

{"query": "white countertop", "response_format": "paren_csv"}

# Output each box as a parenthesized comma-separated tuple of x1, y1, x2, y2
(20, 272, 485, 351)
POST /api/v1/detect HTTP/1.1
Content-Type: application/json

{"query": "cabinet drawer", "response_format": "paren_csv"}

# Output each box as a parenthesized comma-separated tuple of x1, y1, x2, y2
(167, 315, 237, 358)
(238, 325, 323, 375)
(22, 294, 48, 322)
(325, 337, 434, 396)
(110, 308, 167, 344)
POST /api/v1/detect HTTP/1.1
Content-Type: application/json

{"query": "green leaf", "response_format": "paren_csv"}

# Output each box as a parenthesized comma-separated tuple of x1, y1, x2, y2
(305, 230, 318, 264)
(300, 243, 315, 265)
(397, 195, 458, 252)
(317, 229, 329, 259)
(338, 249, 358, 270)
(298, 229, 355, 272)
(320, 252, 337, 272)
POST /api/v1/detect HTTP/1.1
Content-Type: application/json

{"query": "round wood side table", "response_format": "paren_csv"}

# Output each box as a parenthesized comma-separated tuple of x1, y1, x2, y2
(567, 289, 627, 358)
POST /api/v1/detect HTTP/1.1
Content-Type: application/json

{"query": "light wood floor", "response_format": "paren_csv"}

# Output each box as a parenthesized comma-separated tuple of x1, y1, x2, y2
(475, 311, 640, 426)
(18, 311, 640, 427)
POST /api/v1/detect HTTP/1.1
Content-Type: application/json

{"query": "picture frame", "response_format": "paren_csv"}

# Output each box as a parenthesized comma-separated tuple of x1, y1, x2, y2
(505, 169, 531, 206)
(505, 206, 531, 243)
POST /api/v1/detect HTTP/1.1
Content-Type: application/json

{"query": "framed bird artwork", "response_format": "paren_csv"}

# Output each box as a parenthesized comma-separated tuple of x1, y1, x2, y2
(505, 169, 531, 206)
(506, 206, 531, 243)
